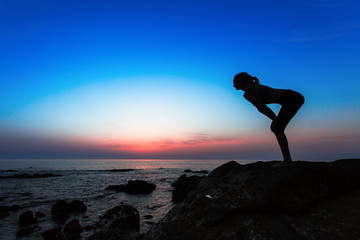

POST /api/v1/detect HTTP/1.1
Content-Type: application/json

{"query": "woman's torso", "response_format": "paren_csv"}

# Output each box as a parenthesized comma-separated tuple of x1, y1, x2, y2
(247, 84, 287, 104)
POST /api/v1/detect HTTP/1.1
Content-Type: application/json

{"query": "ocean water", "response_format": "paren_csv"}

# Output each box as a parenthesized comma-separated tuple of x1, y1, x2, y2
(0, 159, 251, 240)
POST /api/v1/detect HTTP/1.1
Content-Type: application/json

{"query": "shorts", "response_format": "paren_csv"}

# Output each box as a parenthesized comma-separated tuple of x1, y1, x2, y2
(271, 90, 305, 133)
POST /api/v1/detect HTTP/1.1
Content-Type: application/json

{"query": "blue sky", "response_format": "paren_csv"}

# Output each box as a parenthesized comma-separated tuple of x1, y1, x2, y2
(1, 0, 360, 160)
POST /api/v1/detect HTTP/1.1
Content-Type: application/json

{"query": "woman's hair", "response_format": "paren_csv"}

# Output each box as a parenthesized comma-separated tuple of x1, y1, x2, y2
(233, 72, 259, 85)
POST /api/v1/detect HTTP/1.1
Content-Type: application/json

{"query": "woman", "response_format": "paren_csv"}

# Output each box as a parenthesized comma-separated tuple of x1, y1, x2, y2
(233, 72, 304, 163)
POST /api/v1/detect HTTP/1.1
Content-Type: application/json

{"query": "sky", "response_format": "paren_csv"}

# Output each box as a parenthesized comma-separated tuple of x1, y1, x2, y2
(1, 0, 360, 160)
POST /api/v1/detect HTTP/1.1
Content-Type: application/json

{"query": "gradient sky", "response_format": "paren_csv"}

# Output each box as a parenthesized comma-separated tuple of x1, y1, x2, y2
(1, 0, 360, 160)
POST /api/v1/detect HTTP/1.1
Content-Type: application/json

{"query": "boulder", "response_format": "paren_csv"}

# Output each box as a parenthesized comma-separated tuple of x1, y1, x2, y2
(52, 200, 71, 222)
(126, 180, 156, 194)
(17, 226, 36, 237)
(9, 205, 20, 211)
(171, 175, 205, 203)
(105, 180, 156, 195)
(183, 169, 209, 174)
(87, 205, 140, 240)
(42, 227, 64, 240)
(69, 200, 87, 213)
(64, 219, 83, 240)
(0, 206, 10, 218)
(19, 211, 36, 226)
(145, 159, 360, 240)
(35, 211, 46, 217)
(105, 185, 127, 192)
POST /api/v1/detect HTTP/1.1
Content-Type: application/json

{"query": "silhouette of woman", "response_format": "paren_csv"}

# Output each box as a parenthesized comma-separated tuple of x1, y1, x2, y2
(233, 72, 304, 163)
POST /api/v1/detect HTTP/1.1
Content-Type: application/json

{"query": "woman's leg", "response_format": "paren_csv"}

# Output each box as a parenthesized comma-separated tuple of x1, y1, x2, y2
(274, 131, 292, 162)
(272, 91, 304, 162)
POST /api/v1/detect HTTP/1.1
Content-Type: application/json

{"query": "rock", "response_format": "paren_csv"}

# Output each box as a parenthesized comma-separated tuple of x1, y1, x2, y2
(19, 211, 36, 226)
(126, 180, 156, 194)
(0, 206, 10, 218)
(84, 224, 94, 231)
(9, 205, 20, 211)
(143, 214, 153, 219)
(105, 185, 127, 192)
(183, 169, 209, 174)
(105, 169, 136, 172)
(64, 219, 83, 240)
(105, 180, 156, 195)
(17, 226, 35, 236)
(145, 159, 360, 240)
(35, 211, 46, 217)
(70, 200, 87, 213)
(20, 192, 32, 196)
(171, 174, 205, 203)
(0, 173, 62, 179)
(52, 200, 71, 222)
(87, 205, 140, 240)
(42, 227, 64, 240)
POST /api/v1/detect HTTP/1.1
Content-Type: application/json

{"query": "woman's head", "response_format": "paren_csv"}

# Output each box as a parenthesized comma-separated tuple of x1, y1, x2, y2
(233, 72, 259, 90)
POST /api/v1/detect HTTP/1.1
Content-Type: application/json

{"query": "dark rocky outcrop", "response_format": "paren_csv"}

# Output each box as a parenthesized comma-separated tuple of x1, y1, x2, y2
(69, 200, 87, 213)
(52, 200, 71, 222)
(145, 159, 360, 240)
(17, 226, 37, 237)
(42, 227, 64, 240)
(64, 219, 83, 240)
(52, 200, 87, 222)
(35, 211, 46, 217)
(105, 180, 156, 195)
(19, 211, 36, 226)
(10, 205, 20, 211)
(87, 205, 140, 240)
(0, 206, 10, 218)
(104, 169, 136, 172)
(171, 175, 205, 203)
(184, 169, 209, 174)
(0, 173, 62, 179)
(17, 211, 38, 236)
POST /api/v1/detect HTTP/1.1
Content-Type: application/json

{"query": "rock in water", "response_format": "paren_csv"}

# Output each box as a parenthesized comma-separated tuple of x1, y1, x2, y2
(69, 200, 87, 213)
(0, 206, 10, 218)
(105, 180, 156, 195)
(88, 205, 140, 240)
(172, 175, 205, 203)
(52, 200, 71, 222)
(19, 211, 36, 226)
(145, 159, 360, 240)
(64, 219, 83, 240)
(126, 180, 156, 194)
(42, 228, 64, 240)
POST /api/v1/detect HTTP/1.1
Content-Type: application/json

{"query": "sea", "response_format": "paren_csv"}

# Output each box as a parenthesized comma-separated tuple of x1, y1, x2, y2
(0, 159, 252, 240)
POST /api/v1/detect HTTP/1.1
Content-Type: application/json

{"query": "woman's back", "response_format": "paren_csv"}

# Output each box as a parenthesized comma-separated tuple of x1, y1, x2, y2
(246, 84, 286, 104)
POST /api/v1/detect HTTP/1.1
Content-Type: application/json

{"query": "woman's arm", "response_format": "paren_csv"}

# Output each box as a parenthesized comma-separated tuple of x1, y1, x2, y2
(244, 92, 276, 120)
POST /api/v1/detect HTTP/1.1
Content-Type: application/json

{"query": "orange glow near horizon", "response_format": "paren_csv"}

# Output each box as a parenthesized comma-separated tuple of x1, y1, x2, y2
(93, 134, 248, 154)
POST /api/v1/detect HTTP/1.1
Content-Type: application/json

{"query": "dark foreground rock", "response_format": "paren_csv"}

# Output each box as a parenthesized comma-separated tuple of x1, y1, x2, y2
(52, 200, 87, 222)
(145, 159, 360, 240)
(19, 211, 36, 226)
(42, 227, 64, 240)
(171, 175, 205, 203)
(69, 200, 87, 213)
(105, 180, 156, 195)
(87, 205, 139, 240)
(184, 169, 209, 174)
(64, 219, 83, 240)
(0, 206, 10, 218)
